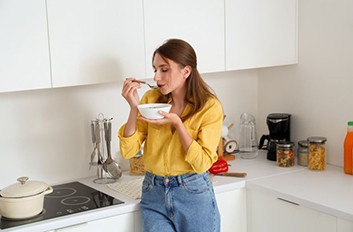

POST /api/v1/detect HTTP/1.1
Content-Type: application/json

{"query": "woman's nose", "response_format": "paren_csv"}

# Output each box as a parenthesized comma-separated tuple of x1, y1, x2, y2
(153, 73, 160, 82)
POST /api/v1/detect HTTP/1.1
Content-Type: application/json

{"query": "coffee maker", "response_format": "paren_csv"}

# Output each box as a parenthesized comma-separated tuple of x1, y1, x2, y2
(258, 113, 291, 161)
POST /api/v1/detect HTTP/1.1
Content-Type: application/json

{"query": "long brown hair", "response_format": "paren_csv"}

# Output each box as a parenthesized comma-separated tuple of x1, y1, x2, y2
(153, 39, 218, 121)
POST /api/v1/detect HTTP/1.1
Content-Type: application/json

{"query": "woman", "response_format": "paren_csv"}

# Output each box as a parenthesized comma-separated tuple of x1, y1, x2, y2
(118, 39, 223, 232)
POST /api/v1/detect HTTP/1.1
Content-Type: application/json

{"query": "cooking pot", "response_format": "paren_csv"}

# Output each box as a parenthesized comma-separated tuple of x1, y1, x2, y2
(0, 176, 53, 219)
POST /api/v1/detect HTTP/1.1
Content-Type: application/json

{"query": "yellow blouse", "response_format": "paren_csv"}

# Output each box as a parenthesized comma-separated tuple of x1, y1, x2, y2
(118, 89, 223, 176)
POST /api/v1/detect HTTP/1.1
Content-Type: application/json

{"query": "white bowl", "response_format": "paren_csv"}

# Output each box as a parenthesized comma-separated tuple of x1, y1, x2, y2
(137, 103, 172, 119)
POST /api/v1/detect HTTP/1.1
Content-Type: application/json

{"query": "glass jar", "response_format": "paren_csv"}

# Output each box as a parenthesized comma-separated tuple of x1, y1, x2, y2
(277, 141, 295, 167)
(297, 140, 309, 166)
(307, 136, 327, 170)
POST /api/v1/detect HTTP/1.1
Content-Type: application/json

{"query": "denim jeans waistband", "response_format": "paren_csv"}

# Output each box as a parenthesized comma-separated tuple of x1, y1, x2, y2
(144, 171, 208, 186)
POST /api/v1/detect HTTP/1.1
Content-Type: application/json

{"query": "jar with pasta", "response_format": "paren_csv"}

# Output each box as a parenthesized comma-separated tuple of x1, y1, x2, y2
(276, 141, 295, 167)
(307, 136, 327, 171)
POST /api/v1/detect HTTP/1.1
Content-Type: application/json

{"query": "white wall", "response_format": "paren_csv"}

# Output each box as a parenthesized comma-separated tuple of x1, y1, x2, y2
(257, 0, 353, 167)
(0, 70, 257, 187)
(4, 0, 350, 188)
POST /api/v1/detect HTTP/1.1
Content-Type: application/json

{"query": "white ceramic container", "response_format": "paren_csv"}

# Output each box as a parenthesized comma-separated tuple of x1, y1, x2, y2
(137, 103, 172, 120)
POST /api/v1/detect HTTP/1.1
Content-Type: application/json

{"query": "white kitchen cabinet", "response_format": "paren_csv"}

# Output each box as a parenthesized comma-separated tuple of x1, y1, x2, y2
(337, 217, 353, 232)
(216, 188, 247, 232)
(0, 0, 51, 93)
(143, 0, 225, 76)
(247, 189, 336, 232)
(52, 213, 134, 232)
(46, 0, 145, 88)
(225, 0, 298, 70)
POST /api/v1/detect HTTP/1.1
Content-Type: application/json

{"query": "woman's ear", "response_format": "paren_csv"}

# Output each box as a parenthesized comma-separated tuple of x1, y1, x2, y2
(183, 65, 192, 79)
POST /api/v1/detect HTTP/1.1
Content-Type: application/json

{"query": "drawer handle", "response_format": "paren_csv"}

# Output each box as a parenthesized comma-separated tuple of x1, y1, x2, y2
(277, 197, 300, 206)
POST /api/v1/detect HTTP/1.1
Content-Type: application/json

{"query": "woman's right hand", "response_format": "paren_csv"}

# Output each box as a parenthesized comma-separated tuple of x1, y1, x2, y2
(122, 78, 141, 108)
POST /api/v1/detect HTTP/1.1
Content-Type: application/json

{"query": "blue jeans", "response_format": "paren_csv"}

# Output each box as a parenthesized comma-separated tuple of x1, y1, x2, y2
(140, 172, 220, 232)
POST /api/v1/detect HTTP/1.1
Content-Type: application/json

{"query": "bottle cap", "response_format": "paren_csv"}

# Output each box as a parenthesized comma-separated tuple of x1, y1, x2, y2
(348, 121, 353, 126)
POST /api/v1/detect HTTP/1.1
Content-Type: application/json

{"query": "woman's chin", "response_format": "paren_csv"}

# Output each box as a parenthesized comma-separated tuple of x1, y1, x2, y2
(159, 87, 168, 95)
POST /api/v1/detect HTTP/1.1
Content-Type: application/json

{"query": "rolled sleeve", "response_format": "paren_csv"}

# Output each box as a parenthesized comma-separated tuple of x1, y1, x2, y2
(184, 98, 223, 173)
(118, 124, 143, 159)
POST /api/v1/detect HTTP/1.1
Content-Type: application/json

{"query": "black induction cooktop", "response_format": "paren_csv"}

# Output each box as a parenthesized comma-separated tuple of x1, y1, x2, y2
(0, 181, 124, 230)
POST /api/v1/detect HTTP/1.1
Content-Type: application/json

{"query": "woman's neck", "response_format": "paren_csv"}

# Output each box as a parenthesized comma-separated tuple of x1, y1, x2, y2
(171, 88, 187, 116)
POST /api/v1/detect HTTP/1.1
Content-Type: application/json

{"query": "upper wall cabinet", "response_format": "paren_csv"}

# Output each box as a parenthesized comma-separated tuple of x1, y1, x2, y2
(46, 0, 145, 88)
(226, 0, 298, 70)
(0, 0, 51, 93)
(143, 0, 225, 77)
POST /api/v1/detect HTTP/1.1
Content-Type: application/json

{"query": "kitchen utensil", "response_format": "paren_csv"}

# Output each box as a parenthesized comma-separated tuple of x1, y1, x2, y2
(215, 172, 247, 177)
(0, 177, 53, 219)
(94, 120, 105, 180)
(89, 121, 97, 167)
(95, 121, 103, 164)
(137, 103, 172, 119)
(132, 80, 158, 89)
(238, 113, 258, 159)
(102, 121, 122, 179)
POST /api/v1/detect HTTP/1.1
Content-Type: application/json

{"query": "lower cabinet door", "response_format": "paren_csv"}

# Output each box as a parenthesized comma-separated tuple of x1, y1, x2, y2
(247, 190, 336, 232)
(216, 188, 247, 232)
(87, 213, 134, 232)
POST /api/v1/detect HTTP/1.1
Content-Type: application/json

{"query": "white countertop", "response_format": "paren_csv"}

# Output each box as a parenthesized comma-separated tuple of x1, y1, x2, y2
(211, 151, 304, 193)
(246, 164, 353, 221)
(2, 151, 353, 231)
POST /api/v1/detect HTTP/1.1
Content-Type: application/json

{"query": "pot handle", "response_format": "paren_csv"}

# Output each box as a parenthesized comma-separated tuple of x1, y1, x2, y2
(43, 186, 54, 195)
(17, 176, 29, 185)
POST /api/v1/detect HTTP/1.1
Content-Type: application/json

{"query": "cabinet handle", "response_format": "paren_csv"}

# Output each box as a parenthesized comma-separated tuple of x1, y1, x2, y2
(55, 222, 88, 231)
(277, 197, 300, 206)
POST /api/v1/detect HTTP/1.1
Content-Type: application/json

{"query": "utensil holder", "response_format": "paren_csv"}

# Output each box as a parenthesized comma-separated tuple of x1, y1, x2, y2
(91, 113, 117, 184)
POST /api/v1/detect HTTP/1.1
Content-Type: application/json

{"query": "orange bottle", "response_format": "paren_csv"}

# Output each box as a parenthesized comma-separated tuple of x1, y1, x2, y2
(344, 121, 353, 174)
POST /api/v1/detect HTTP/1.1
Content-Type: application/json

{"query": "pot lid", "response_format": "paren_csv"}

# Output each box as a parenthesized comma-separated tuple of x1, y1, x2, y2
(0, 177, 50, 198)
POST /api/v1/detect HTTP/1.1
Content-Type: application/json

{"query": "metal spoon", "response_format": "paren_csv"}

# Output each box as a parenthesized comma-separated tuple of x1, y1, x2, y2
(102, 120, 122, 179)
(132, 80, 158, 89)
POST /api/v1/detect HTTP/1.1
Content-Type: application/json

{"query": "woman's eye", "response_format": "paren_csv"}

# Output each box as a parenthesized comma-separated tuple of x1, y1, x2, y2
(161, 69, 168, 72)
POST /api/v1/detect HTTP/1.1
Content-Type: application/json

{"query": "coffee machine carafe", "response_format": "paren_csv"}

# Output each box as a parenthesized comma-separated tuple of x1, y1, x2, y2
(258, 113, 291, 161)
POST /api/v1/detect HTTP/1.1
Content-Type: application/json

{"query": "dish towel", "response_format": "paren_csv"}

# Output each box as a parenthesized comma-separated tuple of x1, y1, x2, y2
(107, 178, 143, 200)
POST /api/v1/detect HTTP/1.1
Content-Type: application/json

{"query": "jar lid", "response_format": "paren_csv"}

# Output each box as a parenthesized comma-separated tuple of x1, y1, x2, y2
(298, 140, 308, 147)
(276, 141, 295, 148)
(0, 177, 50, 198)
(307, 136, 327, 144)
(348, 121, 353, 126)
